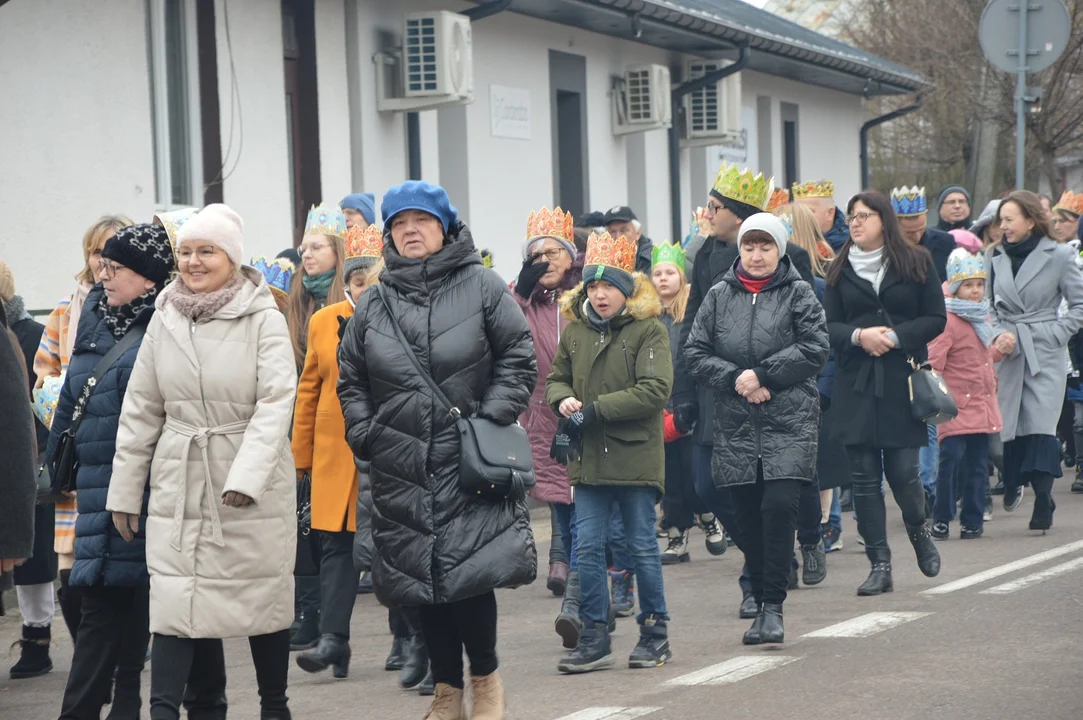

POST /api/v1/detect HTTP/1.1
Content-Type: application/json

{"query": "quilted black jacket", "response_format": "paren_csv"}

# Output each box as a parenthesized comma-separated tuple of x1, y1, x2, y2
(337, 221, 538, 607)
(685, 257, 829, 487)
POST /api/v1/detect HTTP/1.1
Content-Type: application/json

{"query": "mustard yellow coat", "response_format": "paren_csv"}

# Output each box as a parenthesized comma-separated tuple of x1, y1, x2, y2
(292, 300, 357, 532)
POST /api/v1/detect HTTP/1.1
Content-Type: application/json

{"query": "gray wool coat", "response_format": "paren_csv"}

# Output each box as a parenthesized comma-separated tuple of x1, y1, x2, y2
(988, 238, 1083, 442)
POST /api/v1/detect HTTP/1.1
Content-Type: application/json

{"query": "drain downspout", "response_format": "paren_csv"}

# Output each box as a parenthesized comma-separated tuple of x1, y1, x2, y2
(859, 98, 922, 190)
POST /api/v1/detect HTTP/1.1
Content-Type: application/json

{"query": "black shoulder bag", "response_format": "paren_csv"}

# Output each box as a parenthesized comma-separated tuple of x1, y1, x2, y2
(871, 299, 957, 425)
(375, 286, 535, 502)
(46, 326, 147, 499)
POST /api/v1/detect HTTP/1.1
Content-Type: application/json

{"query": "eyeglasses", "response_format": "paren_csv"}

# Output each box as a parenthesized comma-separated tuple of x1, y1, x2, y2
(96, 259, 127, 279)
(705, 200, 724, 216)
(299, 241, 333, 256)
(532, 248, 567, 262)
(943, 199, 969, 206)
(176, 246, 222, 263)
(846, 211, 879, 225)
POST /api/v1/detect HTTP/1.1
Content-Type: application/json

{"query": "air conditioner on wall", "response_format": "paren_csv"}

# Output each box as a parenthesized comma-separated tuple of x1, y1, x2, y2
(374, 11, 474, 113)
(680, 59, 742, 147)
(611, 64, 672, 135)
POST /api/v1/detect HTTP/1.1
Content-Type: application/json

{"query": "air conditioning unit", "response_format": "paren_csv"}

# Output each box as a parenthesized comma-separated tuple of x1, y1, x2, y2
(611, 64, 672, 135)
(375, 11, 474, 112)
(680, 59, 742, 147)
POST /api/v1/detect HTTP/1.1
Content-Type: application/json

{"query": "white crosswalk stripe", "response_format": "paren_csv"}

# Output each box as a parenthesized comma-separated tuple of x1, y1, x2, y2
(553, 708, 661, 720)
(921, 539, 1083, 595)
(979, 554, 1083, 595)
(664, 655, 801, 687)
(802, 611, 932, 638)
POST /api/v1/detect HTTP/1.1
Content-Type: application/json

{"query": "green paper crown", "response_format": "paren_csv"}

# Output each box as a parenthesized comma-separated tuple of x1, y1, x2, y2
(651, 241, 686, 275)
(712, 161, 774, 210)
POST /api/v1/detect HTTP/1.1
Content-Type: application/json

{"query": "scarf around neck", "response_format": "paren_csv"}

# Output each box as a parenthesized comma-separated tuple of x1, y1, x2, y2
(735, 261, 773, 294)
(1, 295, 31, 325)
(166, 275, 245, 321)
(944, 297, 997, 347)
(584, 299, 625, 334)
(100, 287, 157, 340)
(848, 244, 887, 293)
(302, 269, 335, 302)
(1002, 232, 1042, 276)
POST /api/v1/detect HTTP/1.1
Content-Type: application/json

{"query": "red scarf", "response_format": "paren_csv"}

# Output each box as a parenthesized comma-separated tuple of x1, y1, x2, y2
(736, 262, 773, 294)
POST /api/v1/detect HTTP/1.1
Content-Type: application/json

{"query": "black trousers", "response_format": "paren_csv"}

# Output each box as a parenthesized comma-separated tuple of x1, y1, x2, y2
(661, 436, 709, 531)
(149, 630, 289, 719)
(318, 529, 360, 638)
(417, 591, 498, 689)
(847, 445, 925, 564)
(390, 605, 423, 638)
(796, 480, 823, 547)
(729, 474, 802, 606)
(57, 569, 83, 642)
(58, 586, 151, 720)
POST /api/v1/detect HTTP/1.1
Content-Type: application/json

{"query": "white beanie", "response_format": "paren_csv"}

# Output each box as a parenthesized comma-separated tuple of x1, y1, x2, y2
(737, 213, 788, 256)
(176, 203, 245, 267)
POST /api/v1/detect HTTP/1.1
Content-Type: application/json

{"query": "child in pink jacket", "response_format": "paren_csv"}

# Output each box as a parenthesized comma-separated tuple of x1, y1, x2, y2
(928, 249, 1016, 540)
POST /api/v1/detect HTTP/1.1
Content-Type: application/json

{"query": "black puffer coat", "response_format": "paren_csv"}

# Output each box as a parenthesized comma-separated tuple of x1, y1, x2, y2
(337, 222, 538, 607)
(685, 257, 829, 487)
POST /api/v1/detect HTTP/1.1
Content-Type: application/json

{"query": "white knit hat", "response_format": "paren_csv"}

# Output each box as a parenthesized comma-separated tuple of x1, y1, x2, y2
(737, 213, 789, 256)
(175, 203, 245, 267)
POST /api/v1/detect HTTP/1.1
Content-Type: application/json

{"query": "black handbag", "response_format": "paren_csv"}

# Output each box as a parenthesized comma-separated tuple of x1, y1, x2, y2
(296, 472, 312, 536)
(871, 300, 958, 425)
(375, 286, 535, 502)
(48, 326, 146, 497)
(36, 453, 62, 505)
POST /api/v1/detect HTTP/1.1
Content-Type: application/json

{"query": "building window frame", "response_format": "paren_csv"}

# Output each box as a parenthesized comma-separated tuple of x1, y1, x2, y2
(147, 0, 204, 211)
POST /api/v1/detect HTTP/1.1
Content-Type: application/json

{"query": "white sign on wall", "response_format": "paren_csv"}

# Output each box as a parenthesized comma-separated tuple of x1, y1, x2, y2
(490, 85, 532, 140)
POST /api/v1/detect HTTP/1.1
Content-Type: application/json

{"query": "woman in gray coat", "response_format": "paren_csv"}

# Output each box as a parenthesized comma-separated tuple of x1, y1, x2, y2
(989, 191, 1083, 532)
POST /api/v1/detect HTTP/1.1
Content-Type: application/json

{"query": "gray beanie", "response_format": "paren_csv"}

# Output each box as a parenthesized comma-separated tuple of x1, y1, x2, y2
(938, 185, 972, 211)
(970, 199, 1001, 236)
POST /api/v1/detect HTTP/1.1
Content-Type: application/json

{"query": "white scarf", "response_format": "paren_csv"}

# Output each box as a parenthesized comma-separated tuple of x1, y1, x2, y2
(848, 245, 887, 293)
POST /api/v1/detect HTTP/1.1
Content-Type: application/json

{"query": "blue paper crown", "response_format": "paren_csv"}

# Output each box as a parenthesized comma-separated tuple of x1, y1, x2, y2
(250, 256, 295, 296)
(891, 186, 927, 217)
(304, 202, 347, 240)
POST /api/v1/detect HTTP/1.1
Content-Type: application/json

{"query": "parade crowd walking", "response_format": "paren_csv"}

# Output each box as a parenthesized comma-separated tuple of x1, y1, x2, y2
(4, 162, 1083, 720)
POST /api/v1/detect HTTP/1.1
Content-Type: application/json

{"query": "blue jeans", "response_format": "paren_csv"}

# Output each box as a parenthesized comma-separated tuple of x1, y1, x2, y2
(606, 504, 631, 572)
(553, 502, 578, 570)
(934, 434, 989, 529)
(919, 423, 939, 499)
(575, 485, 668, 625)
(828, 487, 842, 532)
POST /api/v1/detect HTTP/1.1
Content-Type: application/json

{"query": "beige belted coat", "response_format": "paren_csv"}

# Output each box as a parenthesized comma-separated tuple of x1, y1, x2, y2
(107, 267, 298, 638)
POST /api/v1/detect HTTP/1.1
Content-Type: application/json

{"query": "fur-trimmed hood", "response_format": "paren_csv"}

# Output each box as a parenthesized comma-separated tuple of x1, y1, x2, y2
(559, 271, 662, 324)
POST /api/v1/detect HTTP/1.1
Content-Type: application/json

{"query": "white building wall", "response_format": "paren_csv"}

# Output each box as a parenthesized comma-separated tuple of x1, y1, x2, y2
(315, 0, 354, 202)
(0, 0, 156, 311)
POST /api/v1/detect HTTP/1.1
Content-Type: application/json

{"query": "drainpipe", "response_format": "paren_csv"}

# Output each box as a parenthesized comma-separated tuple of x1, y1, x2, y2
(669, 45, 750, 243)
(859, 98, 922, 190)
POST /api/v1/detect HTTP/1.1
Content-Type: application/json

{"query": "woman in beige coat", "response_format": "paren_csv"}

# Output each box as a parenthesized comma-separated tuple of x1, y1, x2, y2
(107, 204, 298, 720)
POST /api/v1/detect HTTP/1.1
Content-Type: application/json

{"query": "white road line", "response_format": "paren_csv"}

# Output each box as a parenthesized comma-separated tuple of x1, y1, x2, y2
(553, 708, 661, 720)
(664, 655, 801, 687)
(921, 539, 1083, 595)
(802, 611, 932, 638)
(979, 555, 1083, 595)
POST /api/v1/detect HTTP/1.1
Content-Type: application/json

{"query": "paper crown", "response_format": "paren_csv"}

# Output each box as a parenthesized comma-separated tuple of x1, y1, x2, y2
(250, 256, 295, 297)
(480, 249, 493, 269)
(155, 208, 198, 253)
(652, 241, 686, 275)
(776, 211, 794, 240)
(526, 206, 574, 243)
(891, 186, 928, 217)
(946, 248, 986, 288)
(766, 188, 791, 213)
(345, 224, 383, 260)
(584, 231, 637, 274)
(1054, 190, 1083, 217)
(31, 374, 64, 429)
(791, 180, 835, 200)
(304, 203, 347, 240)
(712, 161, 774, 210)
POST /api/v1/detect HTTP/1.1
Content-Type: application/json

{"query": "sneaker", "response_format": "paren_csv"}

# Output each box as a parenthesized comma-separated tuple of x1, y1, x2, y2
(696, 513, 728, 556)
(609, 570, 635, 618)
(724, 531, 736, 548)
(558, 623, 615, 674)
(822, 526, 843, 552)
(800, 539, 827, 586)
(960, 526, 983, 540)
(627, 618, 672, 669)
(1003, 485, 1025, 513)
(1072, 466, 1083, 494)
(991, 477, 1005, 495)
(930, 521, 950, 540)
(661, 528, 691, 565)
(984, 494, 994, 522)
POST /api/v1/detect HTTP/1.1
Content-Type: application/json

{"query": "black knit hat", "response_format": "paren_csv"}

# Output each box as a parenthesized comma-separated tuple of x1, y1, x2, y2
(101, 223, 175, 287)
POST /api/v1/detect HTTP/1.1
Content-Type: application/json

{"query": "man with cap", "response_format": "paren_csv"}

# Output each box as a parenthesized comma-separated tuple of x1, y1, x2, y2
(793, 179, 849, 251)
(936, 185, 973, 232)
(340, 193, 376, 231)
(893, 186, 958, 283)
(602, 206, 653, 274)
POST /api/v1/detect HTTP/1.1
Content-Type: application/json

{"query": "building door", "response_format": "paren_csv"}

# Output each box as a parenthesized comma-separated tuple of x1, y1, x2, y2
(781, 102, 800, 190)
(550, 50, 589, 217)
(282, 0, 322, 246)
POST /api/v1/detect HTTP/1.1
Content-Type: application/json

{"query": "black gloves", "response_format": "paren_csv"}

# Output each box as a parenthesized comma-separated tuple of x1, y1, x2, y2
(673, 403, 696, 434)
(549, 404, 597, 467)
(550, 422, 575, 466)
(515, 257, 550, 299)
(337, 315, 350, 341)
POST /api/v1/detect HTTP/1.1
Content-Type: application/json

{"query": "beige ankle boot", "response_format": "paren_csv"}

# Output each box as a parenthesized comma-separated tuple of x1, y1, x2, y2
(469, 671, 506, 720)
(423, 683, 464, 720)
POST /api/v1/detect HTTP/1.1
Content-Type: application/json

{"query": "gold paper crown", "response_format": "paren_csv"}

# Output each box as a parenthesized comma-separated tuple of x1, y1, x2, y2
(712, 161, 774, 210)
(791, 180, 835, 200)
(304, 202, 347, 240)
(766, 188, 791, 213)
(584, 231, 637, 274)
(526, 206, 574, 243)
(1054, 190, 1083, 217)
(345, 224, 384, 260)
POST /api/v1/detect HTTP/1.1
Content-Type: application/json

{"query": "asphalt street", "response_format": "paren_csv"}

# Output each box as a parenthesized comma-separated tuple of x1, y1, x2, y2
(4, 483, 1083, 719)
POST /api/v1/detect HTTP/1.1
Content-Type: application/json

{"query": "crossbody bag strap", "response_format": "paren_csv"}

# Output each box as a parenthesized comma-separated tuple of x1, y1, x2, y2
(868, 290, 923, 370)
(375, 286, 459, 418)
(69, 325, 147, 431)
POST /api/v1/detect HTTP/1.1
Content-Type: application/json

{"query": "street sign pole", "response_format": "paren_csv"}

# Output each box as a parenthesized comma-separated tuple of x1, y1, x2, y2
(1014, 2, 1028, 189)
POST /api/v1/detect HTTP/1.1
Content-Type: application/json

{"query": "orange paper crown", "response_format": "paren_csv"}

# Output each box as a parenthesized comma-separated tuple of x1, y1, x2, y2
(584, 231, 636, 274)
(526, 206, 574, 243)
(345, 224, 384, 260)
(1054, 190, 1083, 217)
(766, 188, 791, 213)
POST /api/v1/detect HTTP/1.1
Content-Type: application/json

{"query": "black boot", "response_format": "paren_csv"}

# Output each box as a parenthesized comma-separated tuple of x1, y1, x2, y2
(555, 570, 583, 649)
(759, 603, 785, 644)
(399, 635, 429, 689)
(417, 668, 435, 696)
(1029, 474, 1056, 532)
(558, 622, 614, 674)
(858, 562, 894, 596)
(296, 633, 351, 678)
(1072, 465, 1083, 494)
(907, 523, 942, 577)
(9, 625, 52, 679)
(627, 616, 672, 668)
(742, 605, 764, 645)
(739, 592, 759, 619)
(385, 636, 406, 671)
(289, 576, 320, 651)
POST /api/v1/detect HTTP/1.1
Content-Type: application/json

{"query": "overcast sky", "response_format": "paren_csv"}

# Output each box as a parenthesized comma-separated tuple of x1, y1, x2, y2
(740, 0, 771, 7)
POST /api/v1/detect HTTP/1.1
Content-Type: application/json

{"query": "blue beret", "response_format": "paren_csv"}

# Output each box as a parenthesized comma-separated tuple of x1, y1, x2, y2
(341, 193, 376, 224)
(381, 181, 458, 232)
